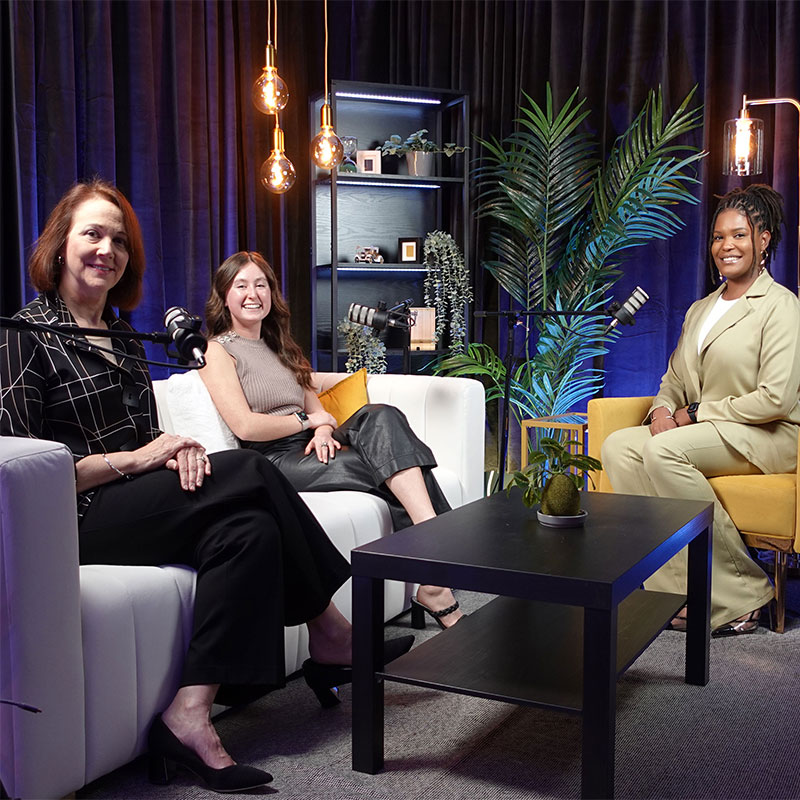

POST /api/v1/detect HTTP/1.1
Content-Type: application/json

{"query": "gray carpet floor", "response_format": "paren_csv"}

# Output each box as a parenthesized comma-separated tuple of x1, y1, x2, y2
(79, 582, 800, 800)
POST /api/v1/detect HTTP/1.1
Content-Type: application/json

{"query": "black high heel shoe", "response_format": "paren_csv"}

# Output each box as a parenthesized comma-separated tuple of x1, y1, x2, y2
(303, 634, 415, 708)
(410, 595, 462, 630)
(712, 607, 761, 637)
(147, 714, 273, 793)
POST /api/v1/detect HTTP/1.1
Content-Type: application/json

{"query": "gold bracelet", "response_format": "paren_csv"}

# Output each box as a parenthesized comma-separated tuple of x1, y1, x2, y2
(102, 454, 132, 481)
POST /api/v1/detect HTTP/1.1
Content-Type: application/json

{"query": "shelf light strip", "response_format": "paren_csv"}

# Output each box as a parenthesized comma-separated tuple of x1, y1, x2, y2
(337, 180, 440, 190)
(336, 267, 427, 273)
(334, 91, 441, 105)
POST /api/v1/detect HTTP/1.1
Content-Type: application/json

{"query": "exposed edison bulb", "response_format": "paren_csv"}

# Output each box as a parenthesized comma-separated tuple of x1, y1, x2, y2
(734, 117, 752, 169)
(311, 103, 344, 169)
(261, 125, 296, 194)
(252, 45, 289, 115)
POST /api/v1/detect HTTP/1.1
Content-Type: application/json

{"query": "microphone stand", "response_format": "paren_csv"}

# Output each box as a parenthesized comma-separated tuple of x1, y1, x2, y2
(475, 308, 609, 490)
(0, 316, 200, 369)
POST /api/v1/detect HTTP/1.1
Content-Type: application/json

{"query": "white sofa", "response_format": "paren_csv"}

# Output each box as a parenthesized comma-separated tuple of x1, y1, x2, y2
(0, 372, 484, 799)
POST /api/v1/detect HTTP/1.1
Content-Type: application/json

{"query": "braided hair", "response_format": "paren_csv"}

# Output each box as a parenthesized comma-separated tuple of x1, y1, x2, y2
(709, 184, 784, 275)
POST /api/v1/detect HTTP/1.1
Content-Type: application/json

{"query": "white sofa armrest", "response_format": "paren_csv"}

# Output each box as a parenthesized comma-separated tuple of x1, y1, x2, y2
(0, 437, 86, 799)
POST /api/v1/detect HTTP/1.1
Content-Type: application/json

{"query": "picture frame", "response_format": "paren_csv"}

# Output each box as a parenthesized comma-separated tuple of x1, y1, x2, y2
(398, 237, 423, 263)
(356, 149, 382, 174)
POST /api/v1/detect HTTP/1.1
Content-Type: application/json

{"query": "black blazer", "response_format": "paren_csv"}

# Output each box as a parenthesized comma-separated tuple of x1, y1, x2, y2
(0, 291, 161, 518)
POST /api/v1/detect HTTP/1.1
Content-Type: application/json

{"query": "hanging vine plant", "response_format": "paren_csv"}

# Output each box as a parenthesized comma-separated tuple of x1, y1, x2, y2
(337, 318, 387, 373)
(423, 230, 473, 353)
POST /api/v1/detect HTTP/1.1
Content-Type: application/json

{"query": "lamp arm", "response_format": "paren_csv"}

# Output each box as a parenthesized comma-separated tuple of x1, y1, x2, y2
(742, 96, 800, 296)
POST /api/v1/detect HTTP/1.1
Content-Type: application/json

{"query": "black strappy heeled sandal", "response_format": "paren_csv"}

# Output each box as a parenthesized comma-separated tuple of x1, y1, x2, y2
(410, 596, 463, 630)
(712, 608, 761, 638)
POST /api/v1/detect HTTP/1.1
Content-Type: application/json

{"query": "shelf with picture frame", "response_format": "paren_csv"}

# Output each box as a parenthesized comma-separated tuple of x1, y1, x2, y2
(310, 80, 470, 372)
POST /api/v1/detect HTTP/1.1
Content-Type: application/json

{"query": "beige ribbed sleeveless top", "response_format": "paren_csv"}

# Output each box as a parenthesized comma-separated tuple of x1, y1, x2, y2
(214, 331, 304, 415)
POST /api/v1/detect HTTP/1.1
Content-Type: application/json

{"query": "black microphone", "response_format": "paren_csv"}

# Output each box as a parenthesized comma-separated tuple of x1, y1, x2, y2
(163, 307, 207, 366)
(347, 300, 414, 331)
(603, 286, 649, 335)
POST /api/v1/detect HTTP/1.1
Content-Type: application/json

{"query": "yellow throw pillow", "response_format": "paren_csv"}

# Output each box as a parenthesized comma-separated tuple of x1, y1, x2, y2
(317, 368, 368, 425)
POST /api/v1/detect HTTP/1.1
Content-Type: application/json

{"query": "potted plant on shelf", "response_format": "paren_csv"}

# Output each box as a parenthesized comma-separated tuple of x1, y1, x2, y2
(381, 129, 468, 176)
(507, 436, 602, 525)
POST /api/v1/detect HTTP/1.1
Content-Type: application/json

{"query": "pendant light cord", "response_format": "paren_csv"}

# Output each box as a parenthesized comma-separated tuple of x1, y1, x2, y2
(273, 0, 278, 52)
(324, 0, 329, 105)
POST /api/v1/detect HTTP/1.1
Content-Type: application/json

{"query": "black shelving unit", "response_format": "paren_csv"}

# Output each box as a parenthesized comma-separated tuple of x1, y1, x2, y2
(310, 81, 469, 371)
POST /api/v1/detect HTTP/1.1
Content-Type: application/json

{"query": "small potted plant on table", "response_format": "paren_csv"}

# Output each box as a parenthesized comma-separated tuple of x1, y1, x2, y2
(507, 436, 602, 526)
(381, 129, 467, 176)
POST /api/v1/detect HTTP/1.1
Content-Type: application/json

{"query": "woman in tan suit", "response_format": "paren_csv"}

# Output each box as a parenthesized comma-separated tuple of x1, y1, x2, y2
(602, 184, 800, 636)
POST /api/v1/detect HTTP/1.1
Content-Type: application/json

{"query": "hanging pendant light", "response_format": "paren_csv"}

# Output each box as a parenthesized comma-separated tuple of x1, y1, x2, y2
(310, 0, 343, 169)
(261, 119, 296, 194)
(252, 0, 289, 115)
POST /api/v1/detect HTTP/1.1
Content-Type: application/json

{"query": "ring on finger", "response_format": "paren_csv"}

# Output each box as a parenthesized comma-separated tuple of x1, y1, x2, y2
(320, 442, 329, 448)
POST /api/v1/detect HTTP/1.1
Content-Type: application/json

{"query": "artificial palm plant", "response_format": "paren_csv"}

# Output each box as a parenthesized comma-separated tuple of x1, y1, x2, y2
(437, 84, 706, 439)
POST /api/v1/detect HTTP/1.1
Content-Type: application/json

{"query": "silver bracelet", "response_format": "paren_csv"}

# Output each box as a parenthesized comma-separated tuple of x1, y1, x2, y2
(103, 453, 132, 481)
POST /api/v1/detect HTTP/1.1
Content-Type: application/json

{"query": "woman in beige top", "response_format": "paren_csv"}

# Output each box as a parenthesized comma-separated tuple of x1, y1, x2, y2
(602, 185, 800, 636)
(201, 251, 464, 630)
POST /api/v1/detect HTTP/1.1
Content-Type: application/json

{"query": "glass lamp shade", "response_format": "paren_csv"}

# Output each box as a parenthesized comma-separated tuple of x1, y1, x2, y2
(260, 126, 296, 194)
(311, 127, 344, 169)
(723, 116, 764, 176)
(310, 104, 344, 169)
(252, 46, 289, 115)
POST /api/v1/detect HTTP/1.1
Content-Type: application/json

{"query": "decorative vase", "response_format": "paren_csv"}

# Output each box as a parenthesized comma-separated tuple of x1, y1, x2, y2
(407, 151, 434, 177)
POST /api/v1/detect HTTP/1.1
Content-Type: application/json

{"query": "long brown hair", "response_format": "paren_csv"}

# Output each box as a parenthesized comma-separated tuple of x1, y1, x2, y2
(206, 251, 313, 389)
(28, 179, 145, 310)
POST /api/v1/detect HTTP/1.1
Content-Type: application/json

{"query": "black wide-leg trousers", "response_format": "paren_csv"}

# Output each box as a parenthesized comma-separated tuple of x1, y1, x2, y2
(243, 404, 451, 531)
(79, 449, 349, 705)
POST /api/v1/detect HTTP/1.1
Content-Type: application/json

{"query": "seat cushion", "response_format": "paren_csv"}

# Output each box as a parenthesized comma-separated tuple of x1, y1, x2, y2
(710, 473, 797, 540)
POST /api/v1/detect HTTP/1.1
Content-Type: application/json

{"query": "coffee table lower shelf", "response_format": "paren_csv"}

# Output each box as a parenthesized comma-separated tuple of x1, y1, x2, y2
(380, 589, 685, 712)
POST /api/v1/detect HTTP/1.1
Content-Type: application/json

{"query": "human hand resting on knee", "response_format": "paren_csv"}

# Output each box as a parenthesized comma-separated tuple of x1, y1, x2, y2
(305, 423, 341, 463)
(142, 433, 211, 491)
(650, 407, 678, 436)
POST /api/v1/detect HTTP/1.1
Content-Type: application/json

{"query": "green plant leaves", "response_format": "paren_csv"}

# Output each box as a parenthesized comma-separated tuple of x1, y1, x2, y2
(448, 83, 704, 433)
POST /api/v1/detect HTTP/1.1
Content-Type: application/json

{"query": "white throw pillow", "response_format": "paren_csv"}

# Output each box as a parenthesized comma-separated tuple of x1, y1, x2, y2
(164, 371, 239, 453)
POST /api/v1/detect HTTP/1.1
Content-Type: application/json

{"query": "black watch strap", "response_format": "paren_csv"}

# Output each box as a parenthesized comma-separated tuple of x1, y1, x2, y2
(687, 402, 699, 423)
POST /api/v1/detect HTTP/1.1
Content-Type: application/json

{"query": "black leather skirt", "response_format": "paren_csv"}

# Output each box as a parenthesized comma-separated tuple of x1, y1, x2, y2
(242, 403, 451, 531)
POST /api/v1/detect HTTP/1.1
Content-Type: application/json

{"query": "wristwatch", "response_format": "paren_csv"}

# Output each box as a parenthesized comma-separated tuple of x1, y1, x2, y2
(295, 410, 310, 431)
(686, 402, 699, 424)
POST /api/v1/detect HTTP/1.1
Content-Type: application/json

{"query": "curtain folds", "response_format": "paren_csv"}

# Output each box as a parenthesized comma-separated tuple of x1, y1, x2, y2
(4, 0, 798, 393)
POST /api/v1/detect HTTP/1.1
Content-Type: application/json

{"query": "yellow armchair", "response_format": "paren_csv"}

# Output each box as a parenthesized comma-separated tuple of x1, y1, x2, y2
(587, 396, 799, 633)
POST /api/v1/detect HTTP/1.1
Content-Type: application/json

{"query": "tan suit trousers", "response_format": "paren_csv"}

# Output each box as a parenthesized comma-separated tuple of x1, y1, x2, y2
(601, 422, 774, 629)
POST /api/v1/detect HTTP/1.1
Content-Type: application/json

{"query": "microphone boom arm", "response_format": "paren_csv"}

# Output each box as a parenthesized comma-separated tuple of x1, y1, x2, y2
(0, 316, 199, 370)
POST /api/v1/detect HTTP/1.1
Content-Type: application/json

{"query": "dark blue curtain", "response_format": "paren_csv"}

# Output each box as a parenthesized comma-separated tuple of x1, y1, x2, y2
(3, 0, 798, 391)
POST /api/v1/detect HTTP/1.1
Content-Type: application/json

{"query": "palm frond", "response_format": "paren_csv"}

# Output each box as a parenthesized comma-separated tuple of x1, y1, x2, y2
(568, 85, 706, 280)
(474, 85, 599, 309)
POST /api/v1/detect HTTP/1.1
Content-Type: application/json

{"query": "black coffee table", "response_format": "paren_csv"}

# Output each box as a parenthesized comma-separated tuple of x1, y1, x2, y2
(350, 490, 713, 799)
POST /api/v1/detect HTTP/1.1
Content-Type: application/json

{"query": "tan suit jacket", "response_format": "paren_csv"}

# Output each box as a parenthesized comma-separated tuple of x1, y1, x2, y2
(650, 270, 800, 474)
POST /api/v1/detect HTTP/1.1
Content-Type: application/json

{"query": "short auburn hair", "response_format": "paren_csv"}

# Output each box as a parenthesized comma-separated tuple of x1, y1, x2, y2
(28, 179, 145, 310)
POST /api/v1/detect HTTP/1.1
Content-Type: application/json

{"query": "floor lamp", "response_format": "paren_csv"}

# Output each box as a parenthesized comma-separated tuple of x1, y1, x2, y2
(723, 94, 800, 295)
